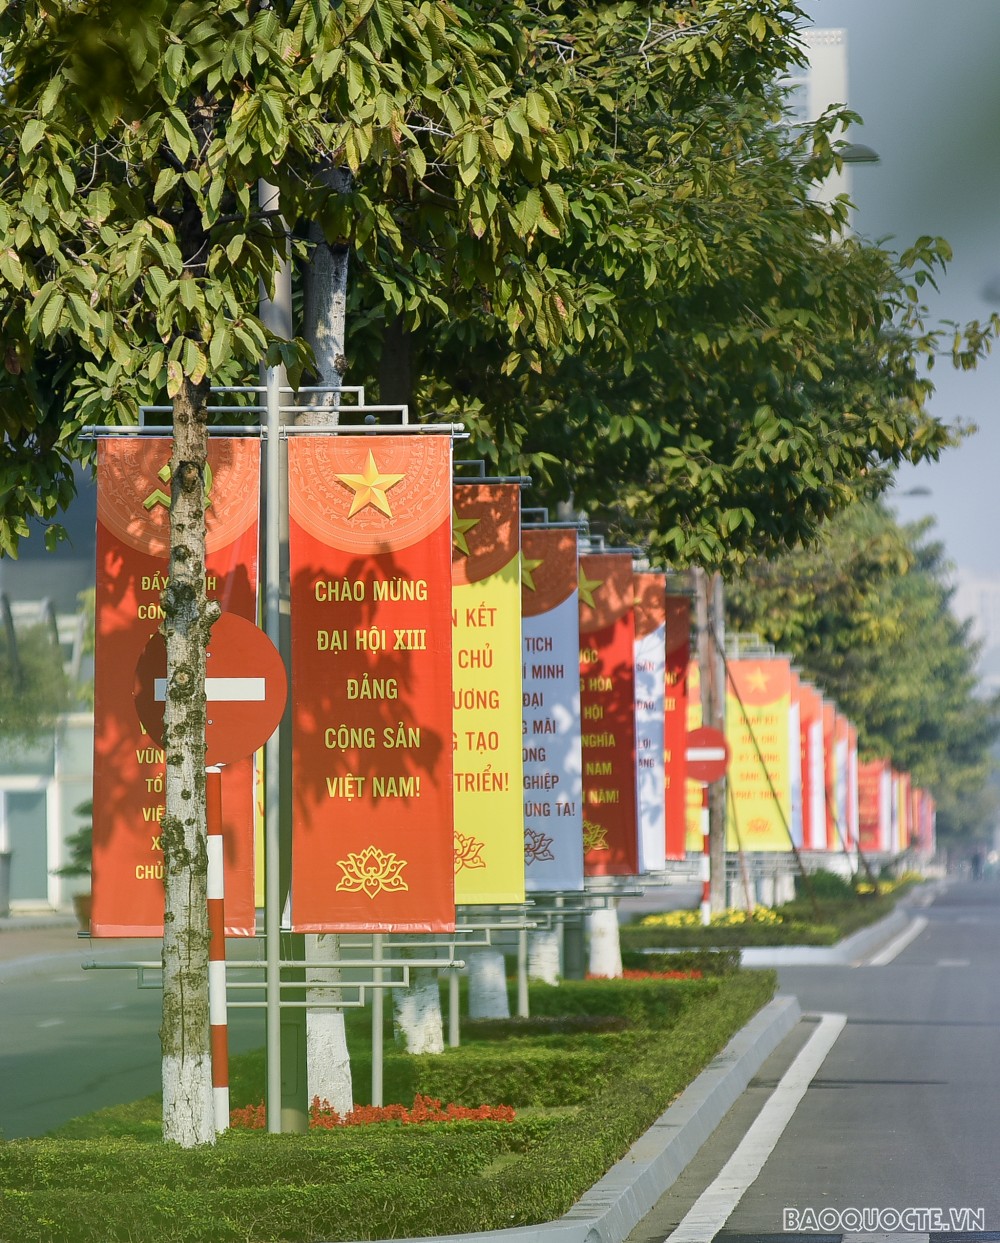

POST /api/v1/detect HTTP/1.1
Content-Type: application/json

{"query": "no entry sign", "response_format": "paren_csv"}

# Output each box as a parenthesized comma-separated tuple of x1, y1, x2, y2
(685, 726, 729, 784)
(134, 612, 287, 766)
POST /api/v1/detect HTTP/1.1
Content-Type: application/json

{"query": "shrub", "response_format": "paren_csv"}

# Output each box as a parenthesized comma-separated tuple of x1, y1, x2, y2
(7, 971, 778, 1241)
(796, 868, 856, 900)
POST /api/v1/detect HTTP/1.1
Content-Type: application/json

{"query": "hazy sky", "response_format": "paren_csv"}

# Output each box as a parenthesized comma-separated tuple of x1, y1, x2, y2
(806, 0, 1000, 579)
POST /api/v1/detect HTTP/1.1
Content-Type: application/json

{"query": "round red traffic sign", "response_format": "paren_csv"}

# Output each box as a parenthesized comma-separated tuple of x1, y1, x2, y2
(134, 612, 287, 766)
(685, 726, 729, 783)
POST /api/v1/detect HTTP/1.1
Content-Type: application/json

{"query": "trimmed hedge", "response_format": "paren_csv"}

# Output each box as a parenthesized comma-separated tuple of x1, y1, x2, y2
(3, 971, 776, 1241)
(619, 947, 742, 976)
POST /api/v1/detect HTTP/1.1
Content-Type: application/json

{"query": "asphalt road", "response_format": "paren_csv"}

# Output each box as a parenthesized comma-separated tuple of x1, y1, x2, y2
(0, 927, 265, 1139)
(628, 877, 1000, 1242)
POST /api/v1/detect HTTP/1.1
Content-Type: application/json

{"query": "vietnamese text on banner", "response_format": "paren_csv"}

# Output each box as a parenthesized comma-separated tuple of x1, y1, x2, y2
(452, 482, 525, 904)
(92, 438, 259, 937)
(579, 553, 639, 876)
(521, 527, 585, 892)
(288, 435, 455, 933)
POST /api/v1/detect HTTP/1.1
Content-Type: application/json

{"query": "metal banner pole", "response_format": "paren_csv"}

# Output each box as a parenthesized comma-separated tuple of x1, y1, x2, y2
(371, 933, 384, 1107)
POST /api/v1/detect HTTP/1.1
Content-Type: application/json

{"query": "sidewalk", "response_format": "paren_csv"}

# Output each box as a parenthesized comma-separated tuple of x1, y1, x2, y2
(0, 913, 80, 964)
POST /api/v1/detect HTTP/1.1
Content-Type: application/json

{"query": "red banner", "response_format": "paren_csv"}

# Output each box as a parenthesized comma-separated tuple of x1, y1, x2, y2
(857, 759, 886, 854)
(663, 597, 690, 861)
(797, 682, 826, 851)
(579, 554, 639, 875)
(288, 435, 455, 932)
(92, 439, 259, 937)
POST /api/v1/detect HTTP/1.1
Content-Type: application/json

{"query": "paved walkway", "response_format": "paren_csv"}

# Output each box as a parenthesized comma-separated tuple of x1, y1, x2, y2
(0, 915, 80, 964)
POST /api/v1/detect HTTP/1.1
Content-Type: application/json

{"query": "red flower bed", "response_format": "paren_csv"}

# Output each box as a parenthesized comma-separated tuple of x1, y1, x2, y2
(586, 968, 702, 981)
(229, 1094, 515, 1131)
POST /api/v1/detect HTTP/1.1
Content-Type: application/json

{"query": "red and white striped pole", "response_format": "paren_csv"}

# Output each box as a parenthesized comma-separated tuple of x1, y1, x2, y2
(700, 783, 711, 926)
(206, 765, 229, 1132)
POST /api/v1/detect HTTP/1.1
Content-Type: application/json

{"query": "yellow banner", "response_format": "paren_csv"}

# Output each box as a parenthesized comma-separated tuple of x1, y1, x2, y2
(725, 659, 793, 852)
(452, 484, 525, 903)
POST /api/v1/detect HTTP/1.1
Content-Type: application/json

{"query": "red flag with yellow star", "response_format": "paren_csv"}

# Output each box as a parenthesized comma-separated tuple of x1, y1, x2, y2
(579, 553, 640, 875)
(288, 435, 455, 932)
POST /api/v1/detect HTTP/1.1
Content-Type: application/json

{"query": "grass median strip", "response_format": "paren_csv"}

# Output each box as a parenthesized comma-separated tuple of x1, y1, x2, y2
(1, 971, 775, 1242)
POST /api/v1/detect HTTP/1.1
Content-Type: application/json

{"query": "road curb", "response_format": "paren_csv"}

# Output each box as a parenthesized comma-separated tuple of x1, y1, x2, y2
(343, 993, 802, 1243)
(738, 883, 941, 967)
(739, 906, 911, 967)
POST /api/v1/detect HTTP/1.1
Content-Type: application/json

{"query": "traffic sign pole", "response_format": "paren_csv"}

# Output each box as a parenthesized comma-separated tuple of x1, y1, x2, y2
(206, 766, 229, 1132)
(134, 612, 287, 1134)
(685, 727, 729, 926)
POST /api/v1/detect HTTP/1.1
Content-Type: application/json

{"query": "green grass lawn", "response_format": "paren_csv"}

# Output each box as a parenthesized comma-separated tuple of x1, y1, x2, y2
(1, 970, 776, 1242)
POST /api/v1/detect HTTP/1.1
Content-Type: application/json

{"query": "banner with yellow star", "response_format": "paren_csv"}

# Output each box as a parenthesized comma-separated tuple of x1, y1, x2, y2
(664, 596, 691, 861)
(521, 527, 585, 892)
(91, 439, 260, 937)
(634, 573, 667, 873)
(452, 483, 525, 904)
(287, 435, 455, 932)
(579, 553, 639, 876)
(725, 658, 799, 852)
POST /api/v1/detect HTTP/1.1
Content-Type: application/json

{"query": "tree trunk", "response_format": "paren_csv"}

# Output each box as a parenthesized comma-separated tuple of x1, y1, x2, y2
(303, 168, 351, 402)
(466, 947, 511, 1019)
(392, 937, 444, 1054)
(160, 375, 217, 1147)
(587, 904, 623, 979)
(527, 928, 561, 985)
(305, 934, 354, 1113)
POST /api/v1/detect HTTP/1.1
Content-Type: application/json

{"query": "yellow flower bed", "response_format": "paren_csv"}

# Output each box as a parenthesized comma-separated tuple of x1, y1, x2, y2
(640, 905, 784, 929)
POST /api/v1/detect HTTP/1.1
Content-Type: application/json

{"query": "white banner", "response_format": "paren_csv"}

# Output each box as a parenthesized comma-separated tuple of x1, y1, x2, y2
(521, 531, 585, 891)
(634, 617, 666, 872)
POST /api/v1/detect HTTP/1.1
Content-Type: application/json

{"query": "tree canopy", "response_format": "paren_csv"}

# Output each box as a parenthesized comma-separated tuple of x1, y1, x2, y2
(3, 0, 997, 566)
(346, 5, 1000, 567)
(726, 501, 1000, 842)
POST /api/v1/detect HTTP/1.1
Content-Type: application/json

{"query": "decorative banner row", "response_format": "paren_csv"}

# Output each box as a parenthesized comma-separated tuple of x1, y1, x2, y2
(685, 655, 934, 860)
(90, 436, 932, 938)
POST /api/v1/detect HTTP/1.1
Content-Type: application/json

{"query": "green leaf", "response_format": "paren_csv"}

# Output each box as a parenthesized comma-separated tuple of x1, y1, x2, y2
(20, 120, 46, 155)
(166, 360, 183, 399)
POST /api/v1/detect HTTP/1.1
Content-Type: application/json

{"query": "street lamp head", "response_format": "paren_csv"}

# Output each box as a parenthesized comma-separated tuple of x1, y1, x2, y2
(840, 142, 881, 165)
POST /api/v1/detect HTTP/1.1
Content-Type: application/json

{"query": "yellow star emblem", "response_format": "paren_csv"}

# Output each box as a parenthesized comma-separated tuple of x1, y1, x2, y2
(335, 451, 404, 518)
(521, 552, 544, 591)
(747, 666, 770, 693)
(578, 566, 604, 610)
(452, 510, 480, 556)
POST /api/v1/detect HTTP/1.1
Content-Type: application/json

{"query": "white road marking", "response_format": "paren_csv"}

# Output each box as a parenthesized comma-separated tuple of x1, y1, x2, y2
(667, 1012, 846, 1242)
(37, 1018, 65, 1028)
(936, 958, 970, 967)
(866, 916, 928, 966)
(843, 1235, 928, 1242)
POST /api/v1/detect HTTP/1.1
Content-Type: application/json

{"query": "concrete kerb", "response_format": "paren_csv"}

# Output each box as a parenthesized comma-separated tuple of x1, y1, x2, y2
(335, 994, 802, 1243)
(738, 881, 940, 967)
